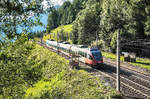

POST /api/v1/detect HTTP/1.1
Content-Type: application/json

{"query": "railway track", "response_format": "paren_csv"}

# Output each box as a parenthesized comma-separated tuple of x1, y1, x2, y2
(39, 42, 150, 99)
(105, 60, 150, 81)
(104, 62, 150, 98)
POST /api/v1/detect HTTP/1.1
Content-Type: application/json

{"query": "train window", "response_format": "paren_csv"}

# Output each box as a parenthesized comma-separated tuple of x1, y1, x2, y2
(83, 52, 86, 57)
(80, 51, 82, 56)
(87, 54, 89, 58)
(89, 55, 93, 59)
(85, 53, 87, 57)
(80, 52, 82, 56)
(82, 52, 84, 57)
(71, 50, 73, 54)
(79, 51, 82, 56)
(83, 52, 85, 57)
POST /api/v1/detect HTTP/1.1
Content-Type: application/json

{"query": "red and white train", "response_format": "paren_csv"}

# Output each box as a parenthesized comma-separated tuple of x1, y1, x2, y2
(46, 40, 103, 67)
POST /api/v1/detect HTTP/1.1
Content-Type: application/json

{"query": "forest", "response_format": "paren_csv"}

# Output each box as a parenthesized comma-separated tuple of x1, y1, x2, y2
(46, 0, 150, 52)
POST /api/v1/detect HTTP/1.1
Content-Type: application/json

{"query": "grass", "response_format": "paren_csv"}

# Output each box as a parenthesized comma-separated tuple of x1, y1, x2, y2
(131, 58, 150, 69)
(51, 24, 72, 33)
(102, 52, 150, 70)
(43, 24, 73, 43)
(0, 95, 3, 99)
(102, 52, 124, 61)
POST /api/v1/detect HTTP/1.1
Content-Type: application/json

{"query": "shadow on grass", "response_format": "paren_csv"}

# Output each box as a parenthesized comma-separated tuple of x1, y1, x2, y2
(78, 66, 98, 73)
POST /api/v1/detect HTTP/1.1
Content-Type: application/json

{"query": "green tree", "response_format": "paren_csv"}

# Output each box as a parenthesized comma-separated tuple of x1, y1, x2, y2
(0, 34, 42, 98)
(47, 7, 59, 33)
(0, 0, 49, 42)
(0, 0, 52, 98)
(99, 0, 129, 52)
(58, 1, 72, 25)
(72, 0, 101, 45)
(145, 16, 150, 36)
(144, 5, 150, 36)
(72, 22, 79, 44)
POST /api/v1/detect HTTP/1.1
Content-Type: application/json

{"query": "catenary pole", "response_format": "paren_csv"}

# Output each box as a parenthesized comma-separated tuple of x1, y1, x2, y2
(116, 29, 120, 92)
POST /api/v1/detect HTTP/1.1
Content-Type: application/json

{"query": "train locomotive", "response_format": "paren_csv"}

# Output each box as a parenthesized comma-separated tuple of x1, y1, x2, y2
(46, 40, 103, 67)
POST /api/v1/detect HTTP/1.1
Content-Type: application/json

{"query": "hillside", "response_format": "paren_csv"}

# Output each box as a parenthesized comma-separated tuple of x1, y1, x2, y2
(25, 43, 120, 98)
(0, 37, 120, 98)
(43, 24, 73, 43)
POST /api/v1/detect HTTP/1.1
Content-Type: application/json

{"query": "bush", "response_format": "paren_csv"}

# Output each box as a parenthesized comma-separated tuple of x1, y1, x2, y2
(25, 70, 119, 99)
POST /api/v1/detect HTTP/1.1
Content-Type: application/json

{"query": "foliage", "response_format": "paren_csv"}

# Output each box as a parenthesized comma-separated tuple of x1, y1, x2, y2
(131, 58, 150, 70)
(28, 30, 46, 39)
(102, 51, 124, 62)
(46, 0, 150, 52)
(46, 0, 87, 32)
(25, 70, 119, 99)
(43, 24, 73, 43)
(99, 0, 128, 52)
(46, 7, 59, 32)
(0, 0, 50, 44)
(0, 34, 40, 98)
(0, 37, 69, 98)
(0, 1, 52, 97)
(145, 16, 150, 36)
(72, 0, 101, 45)
(30, 44, 69, 80)
(92, 0, 150, 52)
(0, 34, 120, 98)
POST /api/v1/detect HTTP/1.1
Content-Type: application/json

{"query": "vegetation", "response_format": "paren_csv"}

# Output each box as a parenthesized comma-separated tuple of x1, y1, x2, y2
(46, 0, 150, 52)
(25, 44, 119, 99)
(46, 0, 87, 32)
(72, 0, 101, 44)
(0, 35, 37, 98)
(102, 52, 150, 70)
(0, 34, 120, 98)
(45, 0, 150, 70)
(0, 0, 48, 43)
(1, 0, 150, 98)
(43, 24, 73, 43)
(25, 70, 119, 99)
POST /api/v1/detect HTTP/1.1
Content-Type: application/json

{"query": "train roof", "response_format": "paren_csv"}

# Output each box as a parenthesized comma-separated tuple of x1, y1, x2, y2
(46, 40, 100, 54)
(77, 45, 88, 48)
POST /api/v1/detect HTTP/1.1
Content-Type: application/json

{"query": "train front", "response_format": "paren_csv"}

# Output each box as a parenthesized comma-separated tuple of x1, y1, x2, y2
(90, 48, 103, 66)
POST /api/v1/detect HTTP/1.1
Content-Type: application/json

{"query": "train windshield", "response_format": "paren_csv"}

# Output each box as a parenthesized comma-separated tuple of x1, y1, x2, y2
(91, 51, 102, 61)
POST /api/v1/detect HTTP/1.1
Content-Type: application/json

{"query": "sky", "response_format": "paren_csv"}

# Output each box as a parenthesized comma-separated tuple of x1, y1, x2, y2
(43, 0, 73, 8)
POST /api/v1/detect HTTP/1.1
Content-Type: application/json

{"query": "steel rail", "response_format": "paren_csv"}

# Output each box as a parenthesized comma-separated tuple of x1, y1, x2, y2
(131, 75, 150, 83)
(96, 70, 150, 98)
(104, 59, 150, 81)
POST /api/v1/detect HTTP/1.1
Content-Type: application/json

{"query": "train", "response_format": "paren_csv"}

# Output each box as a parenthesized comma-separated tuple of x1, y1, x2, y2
(46, 40, 103, 68)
